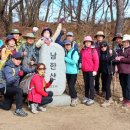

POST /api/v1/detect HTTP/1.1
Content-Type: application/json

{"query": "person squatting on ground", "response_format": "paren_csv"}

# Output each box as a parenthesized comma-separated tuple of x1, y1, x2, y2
(99, 41, 116, 107)
(64, 40, 80, 107)
(0, 52, 34, 117)
(114, 34, 130, 107)
(27, 63, 54, 114)
(80, 36, 99, 106)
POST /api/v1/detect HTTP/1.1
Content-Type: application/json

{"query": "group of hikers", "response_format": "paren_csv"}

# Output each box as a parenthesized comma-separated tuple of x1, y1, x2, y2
(0, 21, 130, 117)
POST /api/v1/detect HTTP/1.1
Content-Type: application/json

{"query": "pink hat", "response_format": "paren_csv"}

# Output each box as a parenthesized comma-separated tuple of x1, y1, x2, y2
(83, 36, 93, 42)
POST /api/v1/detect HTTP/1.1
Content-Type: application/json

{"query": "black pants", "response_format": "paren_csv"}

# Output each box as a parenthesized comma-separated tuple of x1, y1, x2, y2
(119, 73, 130, 100)
(95, 71, 100, 92)
(83, 72, 95, 100)
(101, 73, 112, 100)
(95, 71, 106, 92)
(0, 86, 23, 110)
(39, 91, 53, 106)
(66, 74, 77, 98)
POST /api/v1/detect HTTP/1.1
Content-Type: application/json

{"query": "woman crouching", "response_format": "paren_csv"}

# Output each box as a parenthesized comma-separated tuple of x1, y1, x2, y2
(28, 63, 54, 114)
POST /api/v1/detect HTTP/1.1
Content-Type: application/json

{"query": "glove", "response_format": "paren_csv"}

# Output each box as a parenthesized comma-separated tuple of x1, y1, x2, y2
(33, 27, 39, 32)
(18, 70, 24, 77)
(92, 71, 97, 76)
(49, 78, 54, 84)
(45, 39, 51, 46)
(58, 18, 65, 23)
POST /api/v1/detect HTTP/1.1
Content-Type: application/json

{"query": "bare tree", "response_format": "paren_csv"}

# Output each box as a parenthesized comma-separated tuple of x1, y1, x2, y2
(115, 0, 124, 33)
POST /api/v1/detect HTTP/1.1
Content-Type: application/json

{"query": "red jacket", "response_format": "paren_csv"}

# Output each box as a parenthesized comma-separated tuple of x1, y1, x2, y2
(27, 74, 51, 103)
(80, 47, 99, 72)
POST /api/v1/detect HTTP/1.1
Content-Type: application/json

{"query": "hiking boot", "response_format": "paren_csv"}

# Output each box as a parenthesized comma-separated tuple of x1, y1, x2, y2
(37, 106, 47, 112)
(101, 100, 111, 107)
(15, 109, 28, 117)
(70, 98, 79, 107)
(86, 99, 94, 106)
(82, 97, 89, 104)
(31, 103, 39, 114)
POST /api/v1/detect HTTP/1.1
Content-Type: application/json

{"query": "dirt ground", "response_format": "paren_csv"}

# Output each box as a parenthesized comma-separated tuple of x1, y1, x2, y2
(0, 74, 130, 130)
(0, 100, 130, 130)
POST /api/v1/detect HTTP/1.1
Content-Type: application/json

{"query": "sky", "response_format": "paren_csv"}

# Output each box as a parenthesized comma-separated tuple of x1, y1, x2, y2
(12, 0, 130, 23)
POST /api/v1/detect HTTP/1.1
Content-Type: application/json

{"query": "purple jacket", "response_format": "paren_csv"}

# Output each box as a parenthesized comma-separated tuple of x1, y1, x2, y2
(118, 46, 130, 74)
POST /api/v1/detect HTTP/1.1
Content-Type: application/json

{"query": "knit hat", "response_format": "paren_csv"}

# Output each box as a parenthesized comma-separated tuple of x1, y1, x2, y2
(12, 52, 23, 59)
(95, 31, 105, 38)
(41, 27, 52, 37)
(5, 34, 17, 44)
(100, 41, 108, 47)
(112, 33, 123, 41)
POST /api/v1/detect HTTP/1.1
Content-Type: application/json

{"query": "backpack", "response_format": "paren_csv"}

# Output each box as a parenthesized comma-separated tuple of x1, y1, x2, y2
(19, 73, 35, 94)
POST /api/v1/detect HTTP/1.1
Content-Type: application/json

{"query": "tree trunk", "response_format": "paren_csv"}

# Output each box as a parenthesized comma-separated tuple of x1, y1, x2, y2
(115, 0, 124, 34)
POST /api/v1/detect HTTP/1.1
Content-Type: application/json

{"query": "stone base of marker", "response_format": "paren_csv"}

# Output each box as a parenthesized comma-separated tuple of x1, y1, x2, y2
(48, 93, 71, 107)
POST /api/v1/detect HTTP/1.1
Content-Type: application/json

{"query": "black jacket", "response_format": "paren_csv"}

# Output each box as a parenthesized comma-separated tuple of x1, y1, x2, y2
(99, 49, 116, 75)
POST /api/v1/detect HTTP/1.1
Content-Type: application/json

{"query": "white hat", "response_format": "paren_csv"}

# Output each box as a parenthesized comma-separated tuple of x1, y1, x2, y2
(122, 34, 130, 42)
(66, 32, 74, 36)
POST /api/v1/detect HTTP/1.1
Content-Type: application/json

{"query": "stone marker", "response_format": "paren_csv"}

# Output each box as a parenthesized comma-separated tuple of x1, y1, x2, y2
(39, 43, 71, 106)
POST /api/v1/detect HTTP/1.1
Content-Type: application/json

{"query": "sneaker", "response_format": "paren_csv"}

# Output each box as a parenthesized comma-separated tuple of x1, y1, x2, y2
(15, 109, 28, 117)
(31, 103, 39, 114)
(82, 97, 89, 104)
(70, 98, 79, 107)
(109, 98, 114, 104)
(124, 100, 130, 107)
(122, 98, 128, 105)
(86, 99, 94, 106)
(37, 106, 47, 112)
(101, 100, 111, 107)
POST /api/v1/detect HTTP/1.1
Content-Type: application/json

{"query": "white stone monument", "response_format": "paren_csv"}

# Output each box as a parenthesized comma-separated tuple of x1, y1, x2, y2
(39, 43, 71, 106)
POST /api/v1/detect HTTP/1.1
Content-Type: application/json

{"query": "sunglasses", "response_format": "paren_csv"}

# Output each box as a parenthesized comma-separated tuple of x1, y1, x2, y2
(101, 45, 107, 48)
(15, 58, 22, 60)
(38, 68, 46, 70)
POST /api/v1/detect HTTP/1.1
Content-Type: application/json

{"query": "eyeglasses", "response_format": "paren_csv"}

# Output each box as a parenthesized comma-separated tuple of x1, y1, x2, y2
(38, 68, 46, 70)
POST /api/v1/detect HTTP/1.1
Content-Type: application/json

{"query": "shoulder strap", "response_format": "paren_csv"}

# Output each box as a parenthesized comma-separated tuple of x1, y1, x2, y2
(71, 49, 76, 59)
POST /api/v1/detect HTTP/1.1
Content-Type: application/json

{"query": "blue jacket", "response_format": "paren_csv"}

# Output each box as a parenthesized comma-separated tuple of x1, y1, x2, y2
(65, 48, 79, 74)
(2, 60, 34, 87)
(55, 33, 79, 51)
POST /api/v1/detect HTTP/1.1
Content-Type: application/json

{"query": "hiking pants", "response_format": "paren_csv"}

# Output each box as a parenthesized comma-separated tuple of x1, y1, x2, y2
(40, 91, 53, 106)
(101, 73, 112, 100)
(83, 72, 95, 100)
(0, 86, 23, 110)
(66, 74, 77, 99)
(119, 74, 130, 100)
